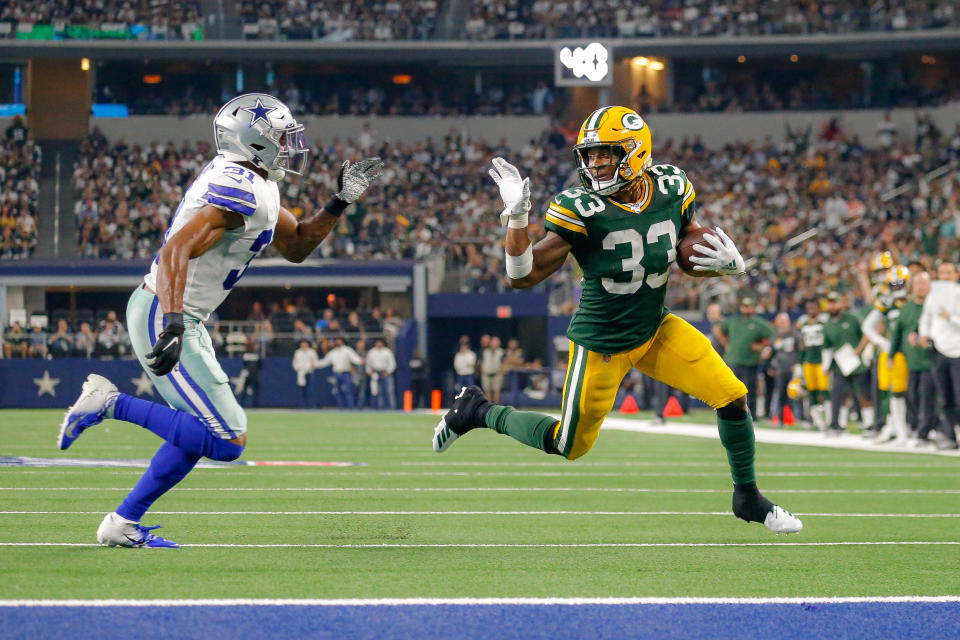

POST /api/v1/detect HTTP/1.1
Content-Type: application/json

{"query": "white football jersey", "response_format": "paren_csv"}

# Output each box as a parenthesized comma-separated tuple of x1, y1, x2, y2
(144, 156, 280, 321)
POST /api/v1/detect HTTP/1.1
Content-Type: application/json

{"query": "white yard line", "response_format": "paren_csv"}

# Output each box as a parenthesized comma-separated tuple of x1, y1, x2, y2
(1, 541, 957, 549)
(1, 510, 959, 518)
(1, 596, 959, 607)
(2, 487, 958, 494)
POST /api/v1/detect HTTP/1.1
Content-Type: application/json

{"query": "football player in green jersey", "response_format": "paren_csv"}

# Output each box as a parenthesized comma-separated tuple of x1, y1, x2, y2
(432, 106, 801, 534)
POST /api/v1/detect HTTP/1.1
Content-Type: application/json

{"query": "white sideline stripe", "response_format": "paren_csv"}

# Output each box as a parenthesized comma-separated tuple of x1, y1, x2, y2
(1, 541, 958, 549)
(2, 510, 959, 518)
(3, 487, 960, 495)
(600, 417, 960, 457)
(1, 596, 958, 607)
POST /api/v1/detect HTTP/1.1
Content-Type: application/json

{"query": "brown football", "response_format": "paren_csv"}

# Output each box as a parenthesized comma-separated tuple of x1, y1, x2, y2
(677, 227, 723, 277)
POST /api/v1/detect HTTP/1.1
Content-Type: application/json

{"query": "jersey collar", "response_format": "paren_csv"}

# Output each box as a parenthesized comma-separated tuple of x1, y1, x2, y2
(608, 174, 652, 215)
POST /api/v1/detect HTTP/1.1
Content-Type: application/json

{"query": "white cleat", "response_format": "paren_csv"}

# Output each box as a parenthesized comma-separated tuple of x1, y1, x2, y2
(58, 374, 119, 450)
(96, 512, 179, 548)
(764, 505, 803, 534)
(432, 418, 460, 453)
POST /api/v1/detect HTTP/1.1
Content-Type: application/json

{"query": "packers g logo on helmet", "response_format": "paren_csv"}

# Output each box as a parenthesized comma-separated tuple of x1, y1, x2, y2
(574, 106, 653, 196)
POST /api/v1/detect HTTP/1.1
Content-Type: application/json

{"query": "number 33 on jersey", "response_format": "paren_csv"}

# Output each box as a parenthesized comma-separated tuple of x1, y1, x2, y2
(544, 164, 696, 354)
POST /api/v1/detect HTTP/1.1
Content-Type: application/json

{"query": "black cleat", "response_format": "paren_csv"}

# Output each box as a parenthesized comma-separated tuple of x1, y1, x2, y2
(432, 386, 492, 453)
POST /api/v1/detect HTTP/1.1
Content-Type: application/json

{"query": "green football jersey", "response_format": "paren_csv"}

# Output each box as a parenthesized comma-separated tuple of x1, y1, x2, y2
(543, 164, 696, 354)
(797, 312, 827, 364)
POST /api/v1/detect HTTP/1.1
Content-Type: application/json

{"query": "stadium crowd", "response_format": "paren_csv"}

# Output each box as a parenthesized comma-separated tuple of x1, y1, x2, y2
(0, 0, 203, 39)
(69, 113, 960, 316)
(464, 0, 960, 40)
(1, 116, 41, 260)
(236, 0, 438, 41)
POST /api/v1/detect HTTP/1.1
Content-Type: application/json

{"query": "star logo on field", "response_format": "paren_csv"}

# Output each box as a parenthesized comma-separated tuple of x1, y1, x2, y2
(131, 371, 155, 397)
(33, 371, 60, 397)
(242, 98, 276, 128)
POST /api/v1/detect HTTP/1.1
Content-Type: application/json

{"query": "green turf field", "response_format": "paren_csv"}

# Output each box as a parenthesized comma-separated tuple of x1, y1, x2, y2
(1, 408, 958, 599)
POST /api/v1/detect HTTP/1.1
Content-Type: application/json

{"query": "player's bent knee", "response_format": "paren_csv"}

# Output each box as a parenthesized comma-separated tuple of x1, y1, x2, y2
(207, 437, 245, 462)
(717, 396, 748, 420)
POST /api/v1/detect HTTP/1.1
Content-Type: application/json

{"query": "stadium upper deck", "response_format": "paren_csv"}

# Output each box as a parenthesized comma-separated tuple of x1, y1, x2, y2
(0, 0, 957, 41)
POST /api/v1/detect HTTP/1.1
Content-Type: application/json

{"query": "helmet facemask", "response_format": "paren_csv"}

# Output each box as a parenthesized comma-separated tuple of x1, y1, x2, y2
(574, 142, 639, 196)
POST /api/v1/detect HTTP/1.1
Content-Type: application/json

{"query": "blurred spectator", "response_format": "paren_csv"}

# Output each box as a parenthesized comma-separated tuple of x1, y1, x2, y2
(409, 347, 430, 408)
(453, 337, 477, 389)
(47, 319, 76, 358)
(74, 322, 96, 358)
(353, 338, 369, 407)
(96, 311, 126, 357)
(502, 338, 526, 372)
(3, 321, 28, 358)
(366, 337, 397, 409)
(292, 339, 322, 408)
(27, 322, 47, 358)
(317, 336, 363, 409)
(481, 335, 505, 403)
(5, 115, 28, 146)
(208, 322, 225, 355)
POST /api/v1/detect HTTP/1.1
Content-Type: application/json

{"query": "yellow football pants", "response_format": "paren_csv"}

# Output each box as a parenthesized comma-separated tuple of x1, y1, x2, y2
(877, 351, 908, 394)
(803, 362, 830, 392)
(554, 313, 747, 460)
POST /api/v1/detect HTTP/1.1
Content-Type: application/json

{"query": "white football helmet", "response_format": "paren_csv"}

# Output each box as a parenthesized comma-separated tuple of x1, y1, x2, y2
(214, 93, 308, 182)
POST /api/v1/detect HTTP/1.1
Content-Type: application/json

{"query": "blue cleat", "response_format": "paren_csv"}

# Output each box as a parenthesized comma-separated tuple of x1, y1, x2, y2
(58, 374, 119, 450)
(96, 512, 180, 548)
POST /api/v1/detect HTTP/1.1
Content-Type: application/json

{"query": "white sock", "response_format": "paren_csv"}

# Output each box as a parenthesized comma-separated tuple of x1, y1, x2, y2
(812, 404, 826, 430)
(861, 406, 875, 431)
(838, 405, 849, 430)
(891, 397, 909, 440)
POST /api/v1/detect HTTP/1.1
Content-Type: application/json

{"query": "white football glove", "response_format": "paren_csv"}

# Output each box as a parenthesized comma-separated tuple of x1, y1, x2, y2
(689, 227, 746, 276)
(488, 157, 531, 229)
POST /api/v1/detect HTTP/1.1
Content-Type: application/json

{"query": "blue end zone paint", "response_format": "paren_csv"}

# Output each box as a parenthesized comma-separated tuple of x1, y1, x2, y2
(2, 603, 958, 640)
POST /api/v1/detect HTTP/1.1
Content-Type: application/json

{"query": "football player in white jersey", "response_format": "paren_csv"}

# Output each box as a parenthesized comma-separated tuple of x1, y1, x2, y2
(56, 93, 383, 547)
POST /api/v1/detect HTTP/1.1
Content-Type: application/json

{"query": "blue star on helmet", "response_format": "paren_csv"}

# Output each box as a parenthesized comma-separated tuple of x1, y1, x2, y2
(242, 98, 276, 128)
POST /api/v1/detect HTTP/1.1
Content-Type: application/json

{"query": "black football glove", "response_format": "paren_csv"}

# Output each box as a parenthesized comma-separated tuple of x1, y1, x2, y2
(146, 313, 185, 376)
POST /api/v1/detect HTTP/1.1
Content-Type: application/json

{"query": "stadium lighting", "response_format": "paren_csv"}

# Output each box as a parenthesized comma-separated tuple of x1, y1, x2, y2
(392, 74, 413, 85)
(649, 61, 664, 71)
(142, 75, 162, 84)
(737, 55, 746, 63)
(80, 58, 90, 72)
(632, 57, 649, 67)
(790, 54, 799, 62)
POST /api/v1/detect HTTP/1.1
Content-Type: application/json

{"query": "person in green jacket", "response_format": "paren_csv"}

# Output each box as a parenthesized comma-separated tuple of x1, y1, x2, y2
(823, 292, 874, 433)
(714, 296, 774, 418)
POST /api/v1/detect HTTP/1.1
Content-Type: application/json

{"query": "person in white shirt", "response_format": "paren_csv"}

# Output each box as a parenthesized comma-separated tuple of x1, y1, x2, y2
(918, 260, 960, 449)
(292, 340, 321, 408)
(317, 337, 364, 409)
(366, 338, 397, 409)
(453, 339, 477, 390)
(481, 336, 506, 403)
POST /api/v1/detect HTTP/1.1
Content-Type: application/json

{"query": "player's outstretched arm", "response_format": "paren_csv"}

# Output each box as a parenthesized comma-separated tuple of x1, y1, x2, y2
(488, 156, 573, 289)
(151, 205, 242, 375)
(273, 158, 383, 263)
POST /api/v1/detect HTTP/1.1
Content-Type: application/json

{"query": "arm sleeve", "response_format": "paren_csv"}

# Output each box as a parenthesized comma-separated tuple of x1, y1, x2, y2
(861, 308, 891, 353)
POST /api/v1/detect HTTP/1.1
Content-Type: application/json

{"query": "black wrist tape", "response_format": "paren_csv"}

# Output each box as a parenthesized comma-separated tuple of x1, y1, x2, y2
(323, 196, 349, 217)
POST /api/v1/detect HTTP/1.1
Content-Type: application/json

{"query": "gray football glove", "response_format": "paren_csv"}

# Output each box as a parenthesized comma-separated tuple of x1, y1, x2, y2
(335, 157, 384, 203)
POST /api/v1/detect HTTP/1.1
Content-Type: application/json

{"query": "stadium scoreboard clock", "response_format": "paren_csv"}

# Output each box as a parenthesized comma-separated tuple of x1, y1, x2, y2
(554, 42, 613, 87)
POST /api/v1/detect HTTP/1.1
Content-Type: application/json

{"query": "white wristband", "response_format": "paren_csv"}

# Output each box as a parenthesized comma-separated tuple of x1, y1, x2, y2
(500, 207, 529, 229)
(505, 243, 534, 279)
